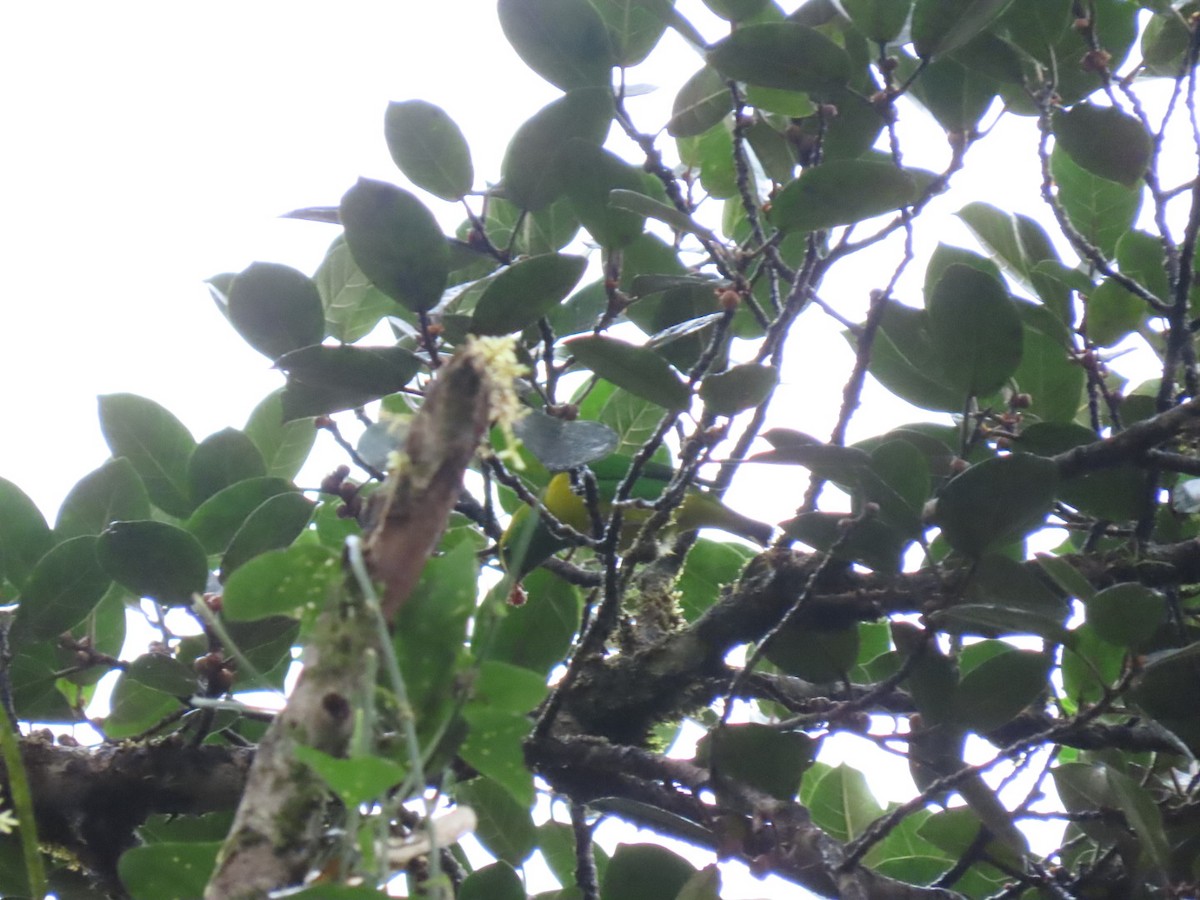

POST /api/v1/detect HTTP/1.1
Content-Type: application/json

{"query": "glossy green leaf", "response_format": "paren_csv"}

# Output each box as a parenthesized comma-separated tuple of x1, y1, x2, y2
(697, 724, 816, 800)
(927, 263, 1023, 397)
(498, 0, 615, 90)
(769, 160, 930, 231)
(568, 335, 690, 410)
(226, 262, 326, 361)
(1085, 583, 1166, 649)
(668, 66, 732, 138)
(912, 0, 1014, 58)
(12, 536, 111, 642)
(1050, 144, 1141, 258)
(502, 88, 615, 211)
(98, 393, 197, 519)
(707, 23, 851, 96)
(590, 0, 671, 66)
(934, 453, 1059, 556)
(293, 745, 406, 806)
(601, 844, 695, 900)
(513, 409, 618, 471)
(118, 841, 221, 900)
(1054, 102, 1151, 187)
(340, 177, 449, 313)
(54, 458, 149, 543)
(563, 144, 648, 248)
(98, 521, 208, 605)
(222, 543, 341, 621)
(461, 862, 526, 900)
(243, 390, 317, 480)
(699, 363, 778, 415)
(456, 777, 537, 865)
(384, 99, 473, 201)
(471, 254, 588, 335)
(187, 428, 265, 508)
(185, 477, 297, 554)
(276, 345, 423, 419)
(219, 491, 315, 580)
(953, 649, 1050, 732)
(839, 0, 913, 41)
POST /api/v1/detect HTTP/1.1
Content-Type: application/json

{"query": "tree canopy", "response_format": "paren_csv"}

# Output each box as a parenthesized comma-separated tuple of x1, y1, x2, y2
(3, 1, 1200, 898)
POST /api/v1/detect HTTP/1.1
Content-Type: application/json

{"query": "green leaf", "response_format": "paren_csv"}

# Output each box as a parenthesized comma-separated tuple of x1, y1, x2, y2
(839, 0, 913, 42)
(668, 66, 733, 138)
(568, 335, 691, 410)
(471, 254, 588, 336)
(699, 363, 778, 415)
(98, 393, 198, 519)
(1086, 583, 1166, 649)
(0, 478, 52, 587)
(226, 262, 325, 361)
(805, 763, 883, 842)
(590, 0, 671, 66)
(498, 0, 616, 90)
(219, 491, 315, 580)
(316, 235, 405, 343)
(934, 453, 1059, 557)
(484, 569, 582, 674)
(600, 844, 695, 900)
(460, 706, 535, 808)
(222, 544, 341, 621)
(769, 160, 929, 231)
(927, 263, 1023, 398)
(513, 410, 618, 470)
(562, 144, 648, 248)
(912, 0, 1015, 58)
(697, 724, 816, 800)
(118, 841, 221, 900)
(293, 745, 406, 806)
(1054, 102, 1151, 187)
(384, 99, 473, 201)
(276, 345, 423, 418)
(707, 23, 851, 96)
(502, 88, 615, 211)
(12, 536, 111, 642)
(1050, 144, 1141, 258)
(188, 428, 265, 508)
(244, 390, 317, 480)
(185, 477, 297, 554)
(456, 778, 537, 865)
(125, 653, 199, 697)
(53, 458, 150, 543)
(97, 521, 209, 605)
(952, 649, 1050, 732)
(340, 177, 450, 313)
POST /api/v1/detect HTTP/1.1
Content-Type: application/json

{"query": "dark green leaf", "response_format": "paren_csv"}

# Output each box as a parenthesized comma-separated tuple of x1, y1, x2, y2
(243, 390, 317, 480)
(912, 0, 1014, 58)
(185, 477, 297, 554)
(98, 521, 209, 605)
(1054, 101, 1151, 187)
(188, 429, 265, 508)
(1050, 144, 1141, 258)
(1086, 583, 1166, 649)
(456, 778, 537, 865)
(118, 841, 220, 900)
(340, 177, 450, 313)
(697, 724, 816, 800)
(13, 536, 111, 642)
(927, 263, 1023, 398)
(600, 844, 695, 900)
(219, 492, 315, 580)
(98, 393, 198, 519)
(699, 363, 778, 415)
(513, 410, 618, 470)
(384, 99, 473, 201)
(471, 254, 588, 336)
(222, 544, 341, 621)
(0, 478, 52, 587)
(668, 66, 733, 138)
(502, 88, 615, 211)
(953, 649, 1050, 732)
(568, 335, 691, 410)
(707, 23, 851, 96)
(276, 345, 423, 418)
(934, 453, 1059, 556)
(498, 0, 616, 90)
(769, 160, 929, 231)
(227, 262, 326, 361)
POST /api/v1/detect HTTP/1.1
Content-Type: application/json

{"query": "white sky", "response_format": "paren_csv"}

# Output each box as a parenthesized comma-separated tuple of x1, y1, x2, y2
(0, 3, 1173, 898)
